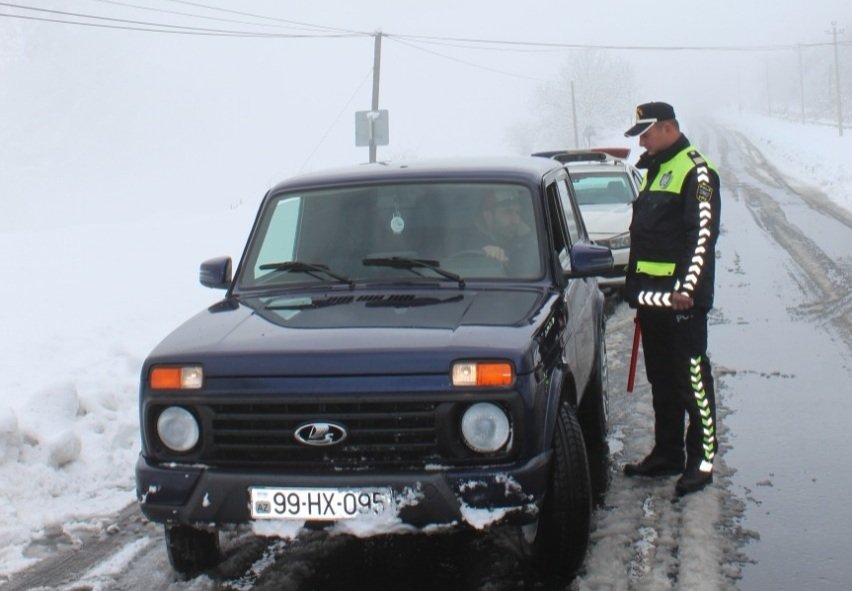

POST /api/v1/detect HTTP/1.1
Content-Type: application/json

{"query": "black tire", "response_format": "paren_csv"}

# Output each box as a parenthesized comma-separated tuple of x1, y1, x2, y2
(164, 524, 220, 576)
(521, 401, 592, 580)
(579, 323, 611, 506)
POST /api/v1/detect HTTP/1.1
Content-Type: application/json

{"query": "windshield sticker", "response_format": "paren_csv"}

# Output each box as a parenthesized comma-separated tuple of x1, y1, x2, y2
(390, 205, 405, 234)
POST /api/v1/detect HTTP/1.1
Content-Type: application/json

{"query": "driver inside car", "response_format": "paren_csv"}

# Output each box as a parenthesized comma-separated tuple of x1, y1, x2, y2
(469, 189, 533, 271)
(470, 189, 533, 267)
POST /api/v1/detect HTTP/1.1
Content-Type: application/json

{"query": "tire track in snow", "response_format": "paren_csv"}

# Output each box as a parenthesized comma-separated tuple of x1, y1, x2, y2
(573, 297, 744, 591)
(719, 129, 852, 351)
(1, 503, 159, 591)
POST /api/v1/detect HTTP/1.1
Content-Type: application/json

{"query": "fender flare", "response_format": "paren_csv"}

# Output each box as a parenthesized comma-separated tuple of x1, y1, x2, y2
(542, 366, 578, 449)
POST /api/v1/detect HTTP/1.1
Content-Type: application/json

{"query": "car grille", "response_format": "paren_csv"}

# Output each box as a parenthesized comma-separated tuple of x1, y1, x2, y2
(189, 397, 515, 470)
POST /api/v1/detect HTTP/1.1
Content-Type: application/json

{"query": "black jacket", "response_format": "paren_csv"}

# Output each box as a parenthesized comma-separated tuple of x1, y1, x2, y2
(625, 135, 721, 310)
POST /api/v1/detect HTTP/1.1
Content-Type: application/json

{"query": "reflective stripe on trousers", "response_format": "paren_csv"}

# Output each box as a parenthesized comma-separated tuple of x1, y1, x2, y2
(691, 355, 715, 473)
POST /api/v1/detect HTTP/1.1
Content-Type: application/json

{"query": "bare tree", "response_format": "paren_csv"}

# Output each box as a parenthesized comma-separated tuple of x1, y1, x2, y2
(514, 49, 637, 151)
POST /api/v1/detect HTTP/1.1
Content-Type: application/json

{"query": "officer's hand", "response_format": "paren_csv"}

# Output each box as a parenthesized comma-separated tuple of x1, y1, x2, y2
(671, 292, 694, 311)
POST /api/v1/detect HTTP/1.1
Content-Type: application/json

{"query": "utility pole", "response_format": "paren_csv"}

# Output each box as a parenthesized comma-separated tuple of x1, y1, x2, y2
(765, 56, 772, 118)
(827, 22, 844, 136)
(369, 31, 383, 162)
(798, 44, 806, 124)
(570, 81, 579, 148)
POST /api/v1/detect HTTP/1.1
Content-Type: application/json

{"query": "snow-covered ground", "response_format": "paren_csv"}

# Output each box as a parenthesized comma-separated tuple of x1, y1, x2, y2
(0, 114, 849, 582)
(727, 114, 852, 214)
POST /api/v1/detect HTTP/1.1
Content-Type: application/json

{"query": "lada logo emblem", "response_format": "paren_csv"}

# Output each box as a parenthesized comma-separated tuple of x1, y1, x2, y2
(293, 422, 348, 447)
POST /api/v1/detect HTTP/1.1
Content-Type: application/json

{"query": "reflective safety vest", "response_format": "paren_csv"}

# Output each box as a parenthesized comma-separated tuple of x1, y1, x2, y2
(626, 141, 720, 309)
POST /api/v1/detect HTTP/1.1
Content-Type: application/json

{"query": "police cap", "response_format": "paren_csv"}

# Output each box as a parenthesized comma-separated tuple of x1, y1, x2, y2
(624, 102, 676, 137)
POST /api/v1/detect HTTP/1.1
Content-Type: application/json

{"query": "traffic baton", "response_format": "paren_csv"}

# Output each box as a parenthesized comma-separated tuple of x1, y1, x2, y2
(626, 314, 641, 393)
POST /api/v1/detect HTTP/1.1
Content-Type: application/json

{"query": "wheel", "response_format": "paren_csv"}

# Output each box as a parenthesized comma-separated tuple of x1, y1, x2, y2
(521, 401, 592, 580)
(579, 322, 611, 506)
(164, 524, 221, 576)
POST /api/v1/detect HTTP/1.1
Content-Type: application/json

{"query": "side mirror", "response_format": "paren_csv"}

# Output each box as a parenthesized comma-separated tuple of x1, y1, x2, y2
(200, 256, 233, 289)
(565, 242, 613, 278)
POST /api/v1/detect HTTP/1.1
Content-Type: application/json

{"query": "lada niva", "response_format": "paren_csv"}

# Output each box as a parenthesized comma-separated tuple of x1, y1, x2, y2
(136, 157, 613, 580)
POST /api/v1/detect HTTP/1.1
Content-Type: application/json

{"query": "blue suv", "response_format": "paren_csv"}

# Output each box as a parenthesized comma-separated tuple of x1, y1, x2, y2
(136, 156, 612, 580)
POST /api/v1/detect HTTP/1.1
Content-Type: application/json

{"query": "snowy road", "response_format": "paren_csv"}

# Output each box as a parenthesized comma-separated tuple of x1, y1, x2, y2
(704, 122, 852, 591)
(3, 121, 851, 590)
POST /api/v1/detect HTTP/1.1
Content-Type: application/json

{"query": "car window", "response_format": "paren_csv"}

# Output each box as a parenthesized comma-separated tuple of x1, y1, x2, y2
(238, 182, 543, 288)
(570, 172, 635, 205)
(546, 182, 572, 272)
(555, 179, 581, 243)
(252, 197, 302, 282)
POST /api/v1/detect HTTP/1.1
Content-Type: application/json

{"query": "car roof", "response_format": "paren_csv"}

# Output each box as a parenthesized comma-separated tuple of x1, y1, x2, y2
(532, 148, 637, 174)
(565, 161, 634, 174)
(269, 156, 564, 193)
(533, 146, 630, 159)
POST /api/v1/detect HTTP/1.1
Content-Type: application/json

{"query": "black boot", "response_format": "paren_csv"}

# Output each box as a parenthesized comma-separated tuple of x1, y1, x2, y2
(675, 465, 713, 496)
(624, 453, 684, 478)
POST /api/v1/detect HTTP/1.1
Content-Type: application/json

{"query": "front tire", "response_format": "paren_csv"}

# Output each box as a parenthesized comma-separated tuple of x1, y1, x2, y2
(522, 401, 592, 580)
(164, 524, 220, 577)
(579, 323, 611, 506)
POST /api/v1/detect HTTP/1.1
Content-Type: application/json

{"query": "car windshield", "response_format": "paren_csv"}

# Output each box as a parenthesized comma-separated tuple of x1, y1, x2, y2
(570, 172, 634, 206)
(237, 181, 543, 289)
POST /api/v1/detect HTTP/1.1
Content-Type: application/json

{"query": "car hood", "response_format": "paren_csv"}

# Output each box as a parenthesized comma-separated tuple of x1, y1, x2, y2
(145, 287, 557, 377)
(579, 203, 632, 237)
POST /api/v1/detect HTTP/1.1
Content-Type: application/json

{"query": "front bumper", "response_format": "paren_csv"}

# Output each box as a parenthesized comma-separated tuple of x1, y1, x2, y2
(136, 451, 551, 530)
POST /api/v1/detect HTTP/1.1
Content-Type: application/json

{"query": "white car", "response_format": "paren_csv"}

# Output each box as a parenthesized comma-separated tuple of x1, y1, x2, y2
(534, 148, 642, 289)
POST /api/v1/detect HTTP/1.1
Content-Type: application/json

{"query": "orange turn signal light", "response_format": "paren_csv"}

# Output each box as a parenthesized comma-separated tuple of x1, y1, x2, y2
(150, 366, 203, 390)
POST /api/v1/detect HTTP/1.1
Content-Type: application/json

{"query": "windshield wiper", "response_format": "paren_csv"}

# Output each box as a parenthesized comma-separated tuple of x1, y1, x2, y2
(364, 293, 465, 308)
(258, 261, 354, 287)
(362, 256, 465, 288)
(264, 295, 354, 310)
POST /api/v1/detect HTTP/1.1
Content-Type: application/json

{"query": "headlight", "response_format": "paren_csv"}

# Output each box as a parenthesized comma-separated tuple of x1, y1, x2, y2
(461, 402, 511, 453)
(149, 365, 203, 390)
(605, 232, 631, 250)
(156, 406, 200, 452)
(452, 361, 514, 386)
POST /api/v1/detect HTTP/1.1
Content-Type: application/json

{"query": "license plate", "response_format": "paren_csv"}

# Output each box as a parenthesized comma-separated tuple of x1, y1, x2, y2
(249, 487, 394, 521)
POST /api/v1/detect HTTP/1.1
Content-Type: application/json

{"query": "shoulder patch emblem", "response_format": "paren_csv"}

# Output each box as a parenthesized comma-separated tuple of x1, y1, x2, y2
(659, 171, 673, 189)
(697, 182, 713, 202)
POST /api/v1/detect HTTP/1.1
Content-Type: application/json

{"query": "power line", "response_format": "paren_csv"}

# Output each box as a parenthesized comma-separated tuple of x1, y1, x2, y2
(0, 10, 254, 35)
(387, 33, 567, 54)
(390, 32, 846, 53)
(161, 0, 368, 37)
(85, 0, 332, 33)
(2, 3, 846, 51)
(299, 67, 375, 172)
(388, 36, 548, 82)
(0, 2, 362, 37)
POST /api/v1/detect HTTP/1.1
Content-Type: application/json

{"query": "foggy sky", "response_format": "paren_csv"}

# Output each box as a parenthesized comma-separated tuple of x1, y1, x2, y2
(0, 0, 849, 230)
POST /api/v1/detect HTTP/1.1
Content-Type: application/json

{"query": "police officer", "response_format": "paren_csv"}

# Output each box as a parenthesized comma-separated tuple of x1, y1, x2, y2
(621, 102, 721, 496)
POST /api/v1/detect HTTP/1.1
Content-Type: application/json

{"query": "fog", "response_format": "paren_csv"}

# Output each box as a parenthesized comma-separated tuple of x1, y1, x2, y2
(0, 2, 851, 587)
(1, 0, 849, 231)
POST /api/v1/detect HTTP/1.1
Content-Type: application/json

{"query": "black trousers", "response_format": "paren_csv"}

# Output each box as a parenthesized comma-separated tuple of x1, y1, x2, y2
(637, 306, 717, 469)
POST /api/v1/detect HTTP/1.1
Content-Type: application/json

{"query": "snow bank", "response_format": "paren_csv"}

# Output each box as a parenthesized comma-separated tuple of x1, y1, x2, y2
(727, 113, 852, 214)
